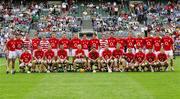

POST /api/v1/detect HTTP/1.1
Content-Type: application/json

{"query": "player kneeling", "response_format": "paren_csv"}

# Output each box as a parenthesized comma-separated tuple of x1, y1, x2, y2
(88, 47, 99, 73)
(112, 43, 126, 72)
(19, 48, 32, 73)
(157, 48, 168, 71)
(55, 45, 69, 72)
(98, 45, 113, 72)
(73, 44, 87, 71)
(43, 46, 55, 73)
(32, 46, 45, 72)
(145, 49, 157, 72)
(134, 48, 146, 72)
(124, 49, 135, 71)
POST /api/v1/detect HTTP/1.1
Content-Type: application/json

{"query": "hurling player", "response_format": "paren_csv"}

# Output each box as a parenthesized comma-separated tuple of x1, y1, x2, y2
(107, 32, 117, 52)
(135, 33, 144, 53)
(73, 44, 87, 70)
(49, 33, 59, 56)
(32, 46, 44, 72)
(23, 34, 31, 53)
(32, 33, 40, 56)
(40, 35, 49, 52)
(145, 49, 156, 72)
(162, 33, 174, 71)
(81, 34, 89, 57)
(98, 45, 113, 72)
(124, 48, 135, 71)
(15, 34, 24, 64)
(116, 36, 126, 52)
(71, 34, 81, 56)
(89, 33, 100, 51)
(112, 43, 125, 72)
(44, 45, 55, 73)
(157, 48, 168, 71)
(88, 47, 99, 73)
(99, 34, 108, 56)
(135, 48, 146, 72)
(6, 35, 17, 74)
(19, 48, 32, 73)
(126, 32, 135, 53)
(56, 45, 69, 72)
(144, 33, 153, 54)
(59, 33, 70, 56)
(153, 33, 162, 55)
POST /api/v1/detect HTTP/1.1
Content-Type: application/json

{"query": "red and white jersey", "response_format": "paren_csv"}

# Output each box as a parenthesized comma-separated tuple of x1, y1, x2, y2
(59, 38, 70, 49)
(32, 38, 40, 50)
(162, 36, 174, 51)
(48, 37, 59, 49)
(100, 39, 108, 49)
(135, 37, 144, 49)
(107, 37, 117, 48)
(81, 39, 89, 50)
(6, 39, 16, 51)
(144, 37, 153, 49)
(23, 38, 31, 50)
(15, 38, 24, 50)
(40, 39, 49, 51)
(116, 38, 126, 49)
(153, 37, 162, 51)
(70, 38, 81, 49)
(126, 37, 135, 48)
(89, 38, 100, 50)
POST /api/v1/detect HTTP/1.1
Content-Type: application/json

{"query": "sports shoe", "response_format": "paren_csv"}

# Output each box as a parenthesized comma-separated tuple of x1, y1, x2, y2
(93, 70, 96, 73)
(47, 70, 50, 73)
(171, 67, 175, 71)
(108, 69, 112, 73)
(11, 70, 15, 74)
(27, 71, 31, 74)
(6, 71, 9, 74)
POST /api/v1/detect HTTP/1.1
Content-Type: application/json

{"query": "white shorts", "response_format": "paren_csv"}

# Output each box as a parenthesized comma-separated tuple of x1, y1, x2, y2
(74, 58, 86, 63)
(65, 49, 70, 56)
(126, 48, 135, 54)
(84, 49, 88, 57)
(135, 48, 145, 53)
(165, 50, 173, 58)
(109, 48, 115, 53)
(155, 51, 160, 56)
(52, 49, 58, 56)
(71, 49, 77, 56)
(20, 63, 32, 67)
(16, 50, 23, 57)
(99, 48, 105, 56)
(8, 51, 17, 59)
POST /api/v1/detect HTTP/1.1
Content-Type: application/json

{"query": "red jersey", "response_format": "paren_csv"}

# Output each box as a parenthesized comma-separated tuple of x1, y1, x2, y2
(145, 37, 153, 49)
(44, 49, 54, 60)
(48, 37, 59, 49)
(75, 49, 85, 58)
(135, 51, 145, 63)
(59, 38, 70, 49)
(32, 38, 40, 50)
(102, 49, 112, 59)
(162, 36, 174, 51)
(158, 53, 167, 62)
(34, 49, 44, 59)
(135, 37, 144, 49)
(57, 49, 67, 59)
(70, 38, 81, 49)
(126, 37, 135, 48)
(88, 50, 99, 60)
(107, 37, 117, 48)
(112, 49, 123, 59)
(153, 37, 162, 51)
(125, 53, 134, 63)
(15, 38, 23, 50)
(89, 38, 100, 49)
(117, 38, 126, 49)
(20, 52, 32, 63)
(146, 52, 156, 63)
(6, 39, 16, 51)
(81, 39, 89, 50)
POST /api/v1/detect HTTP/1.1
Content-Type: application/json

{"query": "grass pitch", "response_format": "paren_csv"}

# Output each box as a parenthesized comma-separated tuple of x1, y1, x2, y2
(0, 57, 180, 99)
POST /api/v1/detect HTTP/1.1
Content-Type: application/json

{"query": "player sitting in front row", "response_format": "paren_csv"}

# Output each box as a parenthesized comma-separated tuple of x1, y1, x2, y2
(73, 44, 87, 70)
(145, 49, 157, 72)
(124, 48, 135, 71)
(157, 48, 169, 71)
(88, 47, 99, 73)
(98, 45, 113, 72)
(43, 45, 55, 73)
(19, 48, 32, 73)
(135, 48, 146, 72)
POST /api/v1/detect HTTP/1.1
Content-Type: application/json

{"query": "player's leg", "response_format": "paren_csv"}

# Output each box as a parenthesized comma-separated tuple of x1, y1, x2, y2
(11, 52, 16, 74)
(27, 63, 32, 73)
(19, 62, 26, 73)
(113, 58, 119, 71)
(107, 59, 113, 73)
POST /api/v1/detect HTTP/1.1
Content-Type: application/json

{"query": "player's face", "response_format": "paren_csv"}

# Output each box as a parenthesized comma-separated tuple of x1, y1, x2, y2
(93, 34, 96, 39)
(149, 49, 152, 53)
(83, 35, 87, 39)
(52, 34, 56, 38)
(77, 45, 82, 49)
(128, 33, 132, 37)
(102, 35, 106, 39)
(73, 34, 78, 38)
(128, 49, 132, 53)
(60, 45, 64, 49)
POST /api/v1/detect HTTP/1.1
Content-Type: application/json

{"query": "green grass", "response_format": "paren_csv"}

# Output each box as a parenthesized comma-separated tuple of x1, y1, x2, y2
(0, 57, 180, 99)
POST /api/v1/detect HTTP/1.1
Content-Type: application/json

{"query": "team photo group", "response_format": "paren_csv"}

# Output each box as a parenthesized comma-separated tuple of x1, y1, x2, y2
(5, 30, 174, 74)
